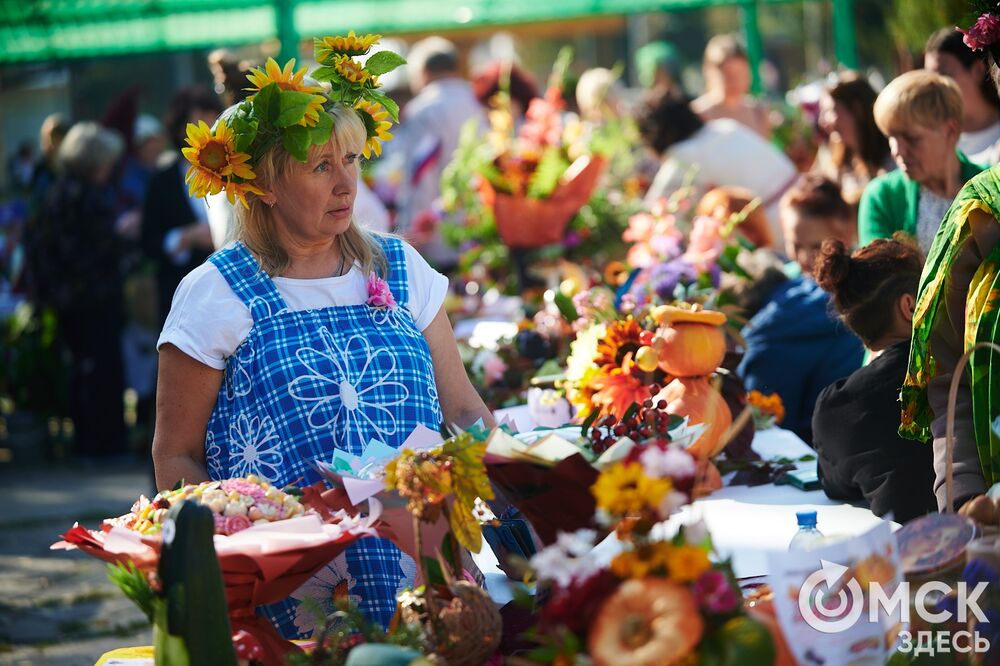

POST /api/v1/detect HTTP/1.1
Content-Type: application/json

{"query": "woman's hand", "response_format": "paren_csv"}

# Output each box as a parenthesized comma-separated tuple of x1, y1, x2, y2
(152, 344, 224, 490)
(959, 495, 1000, 526)
(423, 306, 496, 430)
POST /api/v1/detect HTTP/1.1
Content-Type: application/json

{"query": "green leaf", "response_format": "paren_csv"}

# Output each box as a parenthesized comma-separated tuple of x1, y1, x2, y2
(553, 290, 578, 322)
(364, 88, 400, 122)
(365, 50, 407, 76)
(276, 90, 317, 128)
(440, 532, 461, 576)
(251, 83, 280, 124)
(311, 65, 342, 84)
(527, 146, 570, 199)
(309, 111, 334, 148)
(355, 107, 377, 137)
(420, 556, 446, 586)
(714, 616, 777, 666)
(282, 125, 311, 162)
(107, 562, 157, 622)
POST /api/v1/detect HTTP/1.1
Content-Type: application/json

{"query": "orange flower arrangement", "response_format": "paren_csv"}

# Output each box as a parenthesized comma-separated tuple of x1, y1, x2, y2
(747, 390, 785, 429)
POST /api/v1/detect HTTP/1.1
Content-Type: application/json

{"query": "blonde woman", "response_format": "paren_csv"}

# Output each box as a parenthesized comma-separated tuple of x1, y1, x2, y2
(152, 42, 493, 638)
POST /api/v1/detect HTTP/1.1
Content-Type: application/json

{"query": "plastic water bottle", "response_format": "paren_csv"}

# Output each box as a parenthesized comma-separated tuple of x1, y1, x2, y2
(788, 511, 824, 551)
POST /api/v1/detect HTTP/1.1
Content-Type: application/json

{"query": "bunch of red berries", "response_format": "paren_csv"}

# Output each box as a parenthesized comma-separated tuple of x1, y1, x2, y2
(587, 391, 680, 454)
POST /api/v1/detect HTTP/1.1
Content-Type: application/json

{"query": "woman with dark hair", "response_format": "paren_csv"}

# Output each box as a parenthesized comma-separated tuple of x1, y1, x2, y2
(900, 13, 1000, 523)
(140, 86, 222, 325)
(812, 237, 936, 522)
(926, 27, 1000, 165)
(817, 72, 893, 205)
(638, 88, 797, 247)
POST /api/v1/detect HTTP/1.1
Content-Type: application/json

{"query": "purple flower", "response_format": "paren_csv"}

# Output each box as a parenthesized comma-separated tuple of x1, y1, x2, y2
(960, 14, 1000, 51)
(693, 569, 740, 614)
(639, 259, 697, 302)
(563, 231, 582, 248)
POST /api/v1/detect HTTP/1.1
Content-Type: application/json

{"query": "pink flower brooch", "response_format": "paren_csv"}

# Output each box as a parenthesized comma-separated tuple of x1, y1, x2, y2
(366, 272, 397, 310)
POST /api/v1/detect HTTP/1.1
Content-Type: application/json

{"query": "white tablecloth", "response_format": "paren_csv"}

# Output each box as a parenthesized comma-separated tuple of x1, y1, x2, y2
(488, 405, 893, 582)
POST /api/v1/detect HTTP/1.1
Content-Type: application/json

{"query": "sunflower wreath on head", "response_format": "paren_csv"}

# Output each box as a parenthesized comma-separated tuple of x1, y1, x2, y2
(182, 32, 406, 207)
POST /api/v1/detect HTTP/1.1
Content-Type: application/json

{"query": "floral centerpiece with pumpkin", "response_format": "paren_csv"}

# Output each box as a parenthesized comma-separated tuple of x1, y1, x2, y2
(523, 455, 776, 666)
(441, 49, 640, 294)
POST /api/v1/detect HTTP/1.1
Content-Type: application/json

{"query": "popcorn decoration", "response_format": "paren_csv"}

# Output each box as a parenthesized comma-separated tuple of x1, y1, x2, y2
(109, 476, 308, 536)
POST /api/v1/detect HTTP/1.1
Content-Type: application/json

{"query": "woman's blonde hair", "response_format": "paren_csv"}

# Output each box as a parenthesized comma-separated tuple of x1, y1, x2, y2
(873, 70, 963, 135)
(232, 103, 387, 277)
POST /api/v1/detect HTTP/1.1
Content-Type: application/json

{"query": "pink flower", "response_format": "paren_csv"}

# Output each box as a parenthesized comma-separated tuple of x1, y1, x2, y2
(223, 514, 253, 535)
(482, 356, 508, 386)
(682, 215, 725, 273)
(213, 514, 227, 534)
(220, 479, 265, 501)
(366, 272, 397, 310)
(693, 569, 740, 614)
(960, 14, 1000, 51)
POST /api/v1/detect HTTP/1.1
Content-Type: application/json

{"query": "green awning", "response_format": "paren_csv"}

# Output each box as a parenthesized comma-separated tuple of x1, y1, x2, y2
(1, 0, 830, 65)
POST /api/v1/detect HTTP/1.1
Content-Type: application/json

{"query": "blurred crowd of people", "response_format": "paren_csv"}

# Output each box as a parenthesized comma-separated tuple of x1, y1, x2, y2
(2, 24, 999, 524)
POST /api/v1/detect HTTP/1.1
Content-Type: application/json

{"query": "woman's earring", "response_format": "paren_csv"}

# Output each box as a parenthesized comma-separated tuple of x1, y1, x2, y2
(267, 200, 276, 208)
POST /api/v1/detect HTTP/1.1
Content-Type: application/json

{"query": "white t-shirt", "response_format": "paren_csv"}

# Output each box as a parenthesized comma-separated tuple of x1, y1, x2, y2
(958, 121, 1000, 167)
(157, 240, 448, 370)
(645, 119, 798, 248)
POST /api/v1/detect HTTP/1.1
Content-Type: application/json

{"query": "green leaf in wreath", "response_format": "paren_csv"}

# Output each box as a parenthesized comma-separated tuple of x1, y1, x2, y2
(282, 125, 311, 162)
(308, 111, 334, 148)
(276, 90, 317, 128)
(311, 65, 342, 84)
(365, 50, 407, 76)
(364, 88, 400, 122)
(251, 83, 280, 124)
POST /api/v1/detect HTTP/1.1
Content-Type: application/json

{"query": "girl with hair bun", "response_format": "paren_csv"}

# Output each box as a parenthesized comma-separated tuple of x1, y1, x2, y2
(812, 236, 936, 522)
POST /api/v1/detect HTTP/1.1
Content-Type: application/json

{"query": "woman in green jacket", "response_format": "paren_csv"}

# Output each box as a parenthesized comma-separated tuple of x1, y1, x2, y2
(858, 69, 987, 253)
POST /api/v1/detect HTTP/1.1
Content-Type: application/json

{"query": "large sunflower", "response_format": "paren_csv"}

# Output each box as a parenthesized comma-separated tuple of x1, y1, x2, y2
(182, 120, 262, 207)
(246, 58, 326, 127)
(594, 318, 645, 370)
(316, 31, 381, 61)
(331, 55, 372, 86)
(355, 99, 393, 158)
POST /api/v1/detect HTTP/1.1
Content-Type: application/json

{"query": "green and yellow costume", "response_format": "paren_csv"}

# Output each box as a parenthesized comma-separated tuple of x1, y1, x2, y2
(902, 167, 1000, 486)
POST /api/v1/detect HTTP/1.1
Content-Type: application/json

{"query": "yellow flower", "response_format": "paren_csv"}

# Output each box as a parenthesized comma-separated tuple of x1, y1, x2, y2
(610, 542, 672, 578)
(355, 99, 393, 158)
(246, 57, 326, 127)
(317, 31, 381, 60)
(182, 120, 262, 207)
(592, 462, 672, 516)
(332, 55, 371, 86)
(665, 544, 711, 583)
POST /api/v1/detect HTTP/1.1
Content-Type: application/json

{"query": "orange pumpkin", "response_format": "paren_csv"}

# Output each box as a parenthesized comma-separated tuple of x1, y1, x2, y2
(655, 377, 732, 459)
(692, 459, 723, 498)
(654, 322, 727, 378)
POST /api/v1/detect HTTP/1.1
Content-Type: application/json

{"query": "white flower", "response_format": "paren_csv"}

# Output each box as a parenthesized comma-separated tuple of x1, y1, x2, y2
(640, 445, 697, 480)
(204, 431, 223, 480)
(224, 341, 256, 400)
(657, 490, 690, 520)
(288, 328, 410, 454)
(565, 323, 606, 384)
(531, 529, 600, 586)
(228, 413, 284, 481)
(290, 555, 358, 636)
(683, 518, 710, 545)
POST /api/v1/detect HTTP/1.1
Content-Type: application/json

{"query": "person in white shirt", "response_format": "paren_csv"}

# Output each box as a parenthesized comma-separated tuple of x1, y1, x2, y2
(925, 28, 1000, 166)
(393, 36, 485, 270)
(639, 89, 798, 249)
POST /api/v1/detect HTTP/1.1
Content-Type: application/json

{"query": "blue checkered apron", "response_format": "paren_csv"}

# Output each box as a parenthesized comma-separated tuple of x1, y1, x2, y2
(204, 237, 443, 638)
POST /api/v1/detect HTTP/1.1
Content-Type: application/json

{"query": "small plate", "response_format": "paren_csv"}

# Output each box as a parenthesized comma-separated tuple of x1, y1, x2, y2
(896, 513, 977, 577)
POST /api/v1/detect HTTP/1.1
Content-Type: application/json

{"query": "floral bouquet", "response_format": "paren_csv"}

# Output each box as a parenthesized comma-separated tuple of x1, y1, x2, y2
(482, 402, 707, 546)
(53, 476, 376, 664)
(524, 455, 776, 665)
(747, 390, 785, 430)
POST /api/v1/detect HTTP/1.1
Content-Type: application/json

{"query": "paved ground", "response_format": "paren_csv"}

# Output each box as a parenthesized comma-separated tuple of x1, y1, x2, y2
(0, 459, 155, 665)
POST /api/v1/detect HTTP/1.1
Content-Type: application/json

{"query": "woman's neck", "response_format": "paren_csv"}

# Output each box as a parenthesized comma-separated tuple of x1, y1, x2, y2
(922, 153, 962, 199)
(278, 234, 345, 279)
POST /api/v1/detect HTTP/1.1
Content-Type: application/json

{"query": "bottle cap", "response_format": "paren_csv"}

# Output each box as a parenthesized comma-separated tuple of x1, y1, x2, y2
(796, 510, 817, 527)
